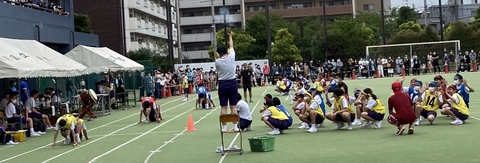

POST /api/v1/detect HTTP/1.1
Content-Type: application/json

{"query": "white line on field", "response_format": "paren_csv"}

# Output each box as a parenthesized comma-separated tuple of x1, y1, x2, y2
(219, 87, 269, 163)
(88, 130, 185, 137)
(143, 106, 220, 163)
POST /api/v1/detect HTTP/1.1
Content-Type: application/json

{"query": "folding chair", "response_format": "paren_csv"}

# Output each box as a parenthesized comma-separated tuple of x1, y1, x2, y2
(219, 114, 243, 156)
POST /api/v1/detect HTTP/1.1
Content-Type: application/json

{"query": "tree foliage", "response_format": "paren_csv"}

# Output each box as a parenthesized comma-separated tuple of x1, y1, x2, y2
(271, 28, 302, 63)
(126, 41, 170, 70)
(207, 28, 256, 61)
(74, 13, 93, 34)
(446, 21, 479, 51)
(396, 6, 417, 26)
(399, 21, 422, 32)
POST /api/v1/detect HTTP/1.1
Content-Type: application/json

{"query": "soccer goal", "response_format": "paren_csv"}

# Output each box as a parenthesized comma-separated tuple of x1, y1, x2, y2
(366, 40, 461, 74)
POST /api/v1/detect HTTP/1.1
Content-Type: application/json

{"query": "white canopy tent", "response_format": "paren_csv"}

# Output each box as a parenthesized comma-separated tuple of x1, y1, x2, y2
(65, 45, 144, 73)
(0, 37, 89, 78)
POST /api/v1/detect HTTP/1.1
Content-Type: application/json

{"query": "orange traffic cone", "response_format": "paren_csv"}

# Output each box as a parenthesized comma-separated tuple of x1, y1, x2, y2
(261, 78, 265, 86)
(401, 68, 406, 76)
(178, 85, 183, 95)
(351, 70, 356, 80)
(444, 64, 449, 74)
(376, 69, 381, 78)
(187, 115, 196, 131)
(472, 62, 477, 72)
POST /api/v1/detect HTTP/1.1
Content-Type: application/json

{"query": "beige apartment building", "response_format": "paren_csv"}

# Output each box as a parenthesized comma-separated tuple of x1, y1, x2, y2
(179, 0, 391, 61)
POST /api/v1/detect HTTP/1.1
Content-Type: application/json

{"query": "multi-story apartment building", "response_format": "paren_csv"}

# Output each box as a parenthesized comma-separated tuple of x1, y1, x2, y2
(74, 0, 178, 57)
(178, 0, 390, 61)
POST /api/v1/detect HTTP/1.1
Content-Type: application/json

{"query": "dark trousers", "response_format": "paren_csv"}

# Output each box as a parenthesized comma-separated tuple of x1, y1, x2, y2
(155, 83, 163, 99)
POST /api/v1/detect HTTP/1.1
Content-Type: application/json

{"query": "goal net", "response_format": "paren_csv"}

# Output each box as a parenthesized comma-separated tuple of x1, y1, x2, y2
(366, 40, 461, 74)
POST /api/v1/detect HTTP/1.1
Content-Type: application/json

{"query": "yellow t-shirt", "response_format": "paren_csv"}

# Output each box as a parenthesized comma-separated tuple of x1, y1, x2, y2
(182, 76, 189, 89)
(278, 81, 286, 90)
(312, 101, 324, 117)
(421, 90, 440, 111)
(333, 96, 355, 113)
(369, 97, 386, 114)
(314, 81, 324, 92)
(450, 93, 469, 115)
(56, 114, 77, 130)
(267, 106, 289, 120)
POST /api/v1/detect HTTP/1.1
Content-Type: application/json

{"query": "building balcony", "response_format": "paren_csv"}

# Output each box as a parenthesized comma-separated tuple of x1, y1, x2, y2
(245, 5, 353, 19)
(180, 14, 242, 26)
(0, 2, 73, 29)
(179, 0, 241, 9)
(181, 33, 212, 43)
(182, 50, 210, 59)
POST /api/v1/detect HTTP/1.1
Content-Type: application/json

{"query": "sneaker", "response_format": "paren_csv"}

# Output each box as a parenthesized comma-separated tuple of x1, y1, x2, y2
(352, 119, 362, 126)
(374, 121, 382, 129)
(182, 98, 188, 102)
(30, 132, 41, 137)
(143, 119, 150, 123)
(37, 131, 46, 135)
(6, 140, 18, 145)
(347, 123, 353, 130)
(215, 146, 224, 153)
(229, 145, 240, 150)
(396, 126, 405, 135)
(307, 126, 317, 133)
(298, 123, 309, 129)
(334, 122, 345, 130)
(408, 127, 414, 134)
(414, 119, 421, 126)
(316, 123, 324, 128)
(77, 136, 82, 143)
(47, 126, 55, 130)
(267, 129, 280, 135)
(246, 126, 251, 131)
(64, 138, 71, 145)
(450, 119, 464, 125)
(360, 122, 371, 129)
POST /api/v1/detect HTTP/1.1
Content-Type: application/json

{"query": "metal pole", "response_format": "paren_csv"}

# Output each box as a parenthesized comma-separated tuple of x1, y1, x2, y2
(439, 0, 445, 41)
(424, 0, 427, 27)
(176, 0, 182, 63)
(223, 0, 227, 46)
(166, 0, 174, 67)
(380, 0, 386, 45)
(322, 0, 328, 59)
(211, 0, 217, 53)
(266, 0, 272, 66)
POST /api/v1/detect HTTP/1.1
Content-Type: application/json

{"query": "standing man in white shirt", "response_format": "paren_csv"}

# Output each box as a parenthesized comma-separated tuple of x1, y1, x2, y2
(215, 31, 240, 132)
(236, 93, 252, 131)
(25, 90, 54, 131)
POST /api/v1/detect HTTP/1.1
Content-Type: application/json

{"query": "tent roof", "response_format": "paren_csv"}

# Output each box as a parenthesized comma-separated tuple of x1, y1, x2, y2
(65, 45, 144, 73)
(0, 37, 88, 78)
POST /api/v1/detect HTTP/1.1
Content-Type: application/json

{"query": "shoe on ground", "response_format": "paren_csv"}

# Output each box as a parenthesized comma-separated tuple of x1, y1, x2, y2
(6, 140, 18, 145)
(215, 146, 224, 153)
(37, 131, 46, 135)
(335, 123, 345, 130)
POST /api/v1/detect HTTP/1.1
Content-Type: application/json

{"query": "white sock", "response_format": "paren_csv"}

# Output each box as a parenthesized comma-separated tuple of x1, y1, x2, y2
(30, 128, 35, 134)
(233, 123, 239, 130)
(310, 124, 316, 129)
(222, 125, 227, 131)
(206, 104, 209, 108)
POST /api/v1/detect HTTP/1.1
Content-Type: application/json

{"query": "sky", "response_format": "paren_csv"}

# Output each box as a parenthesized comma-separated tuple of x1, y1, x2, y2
(390, 0, 475, 9)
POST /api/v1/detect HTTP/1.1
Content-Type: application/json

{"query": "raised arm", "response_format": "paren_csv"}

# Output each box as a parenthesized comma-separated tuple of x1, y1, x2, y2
(228, 31, 233, 49)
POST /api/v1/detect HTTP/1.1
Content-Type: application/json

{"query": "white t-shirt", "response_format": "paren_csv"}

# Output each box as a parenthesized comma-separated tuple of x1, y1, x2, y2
(330, 97, 356, 105)
(309, 95, 323, 110)
(52, 95, 61, 103)
(447, 93, 461, 104)
(215, 48, 236, 80)
(5, 103, 16, 118)
(295, 102, 305, 110)
(365, 99, 377, 110)
(297, 88, 306, 95)
(25, 97, 36, 113)
(236, 100, 252, 121)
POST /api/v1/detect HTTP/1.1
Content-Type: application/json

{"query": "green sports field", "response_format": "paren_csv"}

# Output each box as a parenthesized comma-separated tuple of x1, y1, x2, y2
(1, 73, 480, 163)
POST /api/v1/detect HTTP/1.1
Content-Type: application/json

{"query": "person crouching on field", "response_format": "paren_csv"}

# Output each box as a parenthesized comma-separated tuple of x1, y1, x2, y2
(236, 93, 252, 131)
(260, 99, 289, 135)
(138, 97, 162, 124)
(388, 82, 416, 135)
(72, 111, 89, 141)
(51, 114, 80, 147)
(441, 85, 469, 125)
(325, 88, 355, 130)
(359, 88, 386, 129)
(297, 93, 325, 133)
(272, 97, 293, 129)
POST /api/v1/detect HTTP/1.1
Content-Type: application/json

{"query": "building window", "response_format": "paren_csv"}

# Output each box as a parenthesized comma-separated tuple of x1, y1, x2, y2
(341, 0, 349, 5)
(164, 8, 166, 15)
(152, 23, 155, 31)
(284, 3, 311, 9)
(137, 17, 141, 27)
(157, 4, 160, 13)
(158, 25, 161, 33)
(151, 2, 154, 10)
(364, 4, 374, 10)
(129, 9, 135, 18)
(144, 0, 147, 7)
(327, 1, 334, 6)
(164, 27, 167, 34)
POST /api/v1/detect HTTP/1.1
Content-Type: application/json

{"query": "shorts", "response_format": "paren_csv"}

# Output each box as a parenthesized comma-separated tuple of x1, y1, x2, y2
(450, 108, 469, 121)
(243, 84, 252, 92)
(28, 112, 43, 119)
(420, 110, 437, 118)
(335, 113, 355, 122)
(239, 118, 252, 130)
(183, 88, 189, 94)
(310, 114, 325, 124)
(267, 117, 289, 130)
(7, 117, 26, 124)
(388, 114, 416, 125)
(148, 108, 157, 121)
(198, 93, 205, 99)
(218, 79, 238, 107)
(367, 111, 385, 121)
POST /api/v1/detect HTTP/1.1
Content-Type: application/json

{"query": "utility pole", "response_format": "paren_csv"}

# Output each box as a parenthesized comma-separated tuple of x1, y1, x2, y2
(424, 0, 428, 27)
(223, 0, 227, 46)
(266, 0, 272, 67)
(322, 0, 328, 59)
(439, 0, 445, 41)
(380, 0, 386, 45)
(166, 0, 174, 67)
(211, 0, 217, 54)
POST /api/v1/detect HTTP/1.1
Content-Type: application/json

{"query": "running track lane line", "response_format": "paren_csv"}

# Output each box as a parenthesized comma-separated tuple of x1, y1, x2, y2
(218, 87, 269, 163)
(42, 104, 201, 163)
(143, 106, 221, 163)
(0, 96, 196, 163)
(88, 96, 220, 163)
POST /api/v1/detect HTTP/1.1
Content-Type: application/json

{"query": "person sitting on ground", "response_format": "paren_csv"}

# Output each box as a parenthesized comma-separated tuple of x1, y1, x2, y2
(5, 92, 41, 137)
(236, 93, 252, 131)
(138, 96, 162, 124)
(260, 99, 289, 135)
(25, 90, 54, 131)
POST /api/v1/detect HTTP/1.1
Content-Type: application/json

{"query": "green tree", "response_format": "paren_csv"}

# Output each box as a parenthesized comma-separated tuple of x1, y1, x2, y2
(294, 16, 323, 61)
(325, 17, 376, 59)
(271, 28, 302, 63)
(399, 21, 422, 32)
(396, 6, 417, 26)
(127, 41, 170, 69)
(446, 21, 477, 51)
(74, 13, 93, 33)
(207, 28, 256, 61)
(418, 26, 440, 42)
(388, 29, 420, 44)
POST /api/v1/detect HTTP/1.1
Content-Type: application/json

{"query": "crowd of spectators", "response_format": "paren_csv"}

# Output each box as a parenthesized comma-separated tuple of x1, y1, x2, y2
(2, 0, 69, 16)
